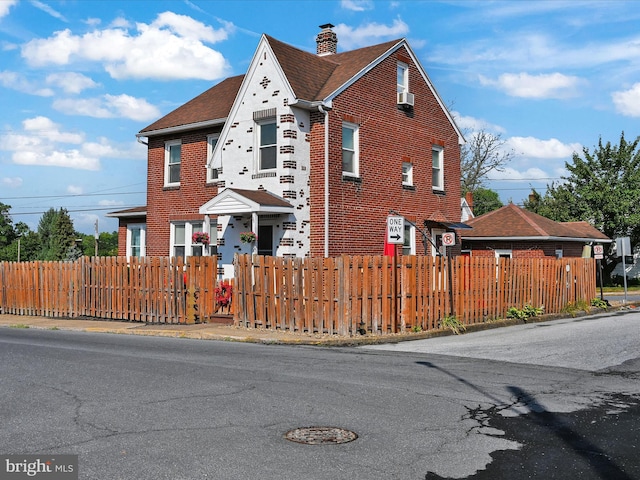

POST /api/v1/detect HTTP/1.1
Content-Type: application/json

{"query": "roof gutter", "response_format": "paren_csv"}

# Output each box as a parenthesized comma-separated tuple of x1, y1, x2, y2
(460, 236, 612, 243)
(318, 104, 330, 257)
(137, 117, 227, 138)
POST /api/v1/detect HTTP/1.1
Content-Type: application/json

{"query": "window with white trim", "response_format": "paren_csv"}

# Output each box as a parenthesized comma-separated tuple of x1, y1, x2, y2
(206, 134, 220, 182)
(397, 62, 409, 94)
(165, 140, 181, 186)
(127, 224, 146, 258)
(403, 223, 415, 256)
(431, 228, 446, 257)
(171, 221, 213, 259)
(258, 120, 277, 170)
(432, 146, 444, 191)
(402, 162, 413, 186)
(342, 122, 359, 176)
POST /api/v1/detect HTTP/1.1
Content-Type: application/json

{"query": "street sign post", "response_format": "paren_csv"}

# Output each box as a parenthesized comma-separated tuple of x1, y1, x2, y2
(387, 215, 404, 244)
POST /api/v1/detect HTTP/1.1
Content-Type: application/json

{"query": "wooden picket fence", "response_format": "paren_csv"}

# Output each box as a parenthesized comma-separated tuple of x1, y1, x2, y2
(234, 254, 597, 335)
(0, 256, 231, 323)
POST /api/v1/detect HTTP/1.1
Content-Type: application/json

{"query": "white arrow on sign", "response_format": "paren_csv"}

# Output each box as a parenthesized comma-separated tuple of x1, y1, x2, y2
(387, 215, 405, 244)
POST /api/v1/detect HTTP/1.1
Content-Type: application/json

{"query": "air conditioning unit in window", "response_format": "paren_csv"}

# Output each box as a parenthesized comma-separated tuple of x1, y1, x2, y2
(397, 91, 415, 107)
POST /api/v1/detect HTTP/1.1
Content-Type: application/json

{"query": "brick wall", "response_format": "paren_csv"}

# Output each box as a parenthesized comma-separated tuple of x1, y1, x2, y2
(464, 240, 588, 258)
(146, 128, 221, 256)
(309, 46, 461, 257)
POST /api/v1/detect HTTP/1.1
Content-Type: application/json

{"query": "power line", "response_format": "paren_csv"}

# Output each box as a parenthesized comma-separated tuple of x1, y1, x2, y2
(0, 191, 145, 200)
(10, 206, 141, 216)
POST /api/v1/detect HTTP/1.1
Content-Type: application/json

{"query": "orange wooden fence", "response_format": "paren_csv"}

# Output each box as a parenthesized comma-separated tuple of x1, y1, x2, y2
(234, 254, 597, 335)
(0, 256, 231, 323)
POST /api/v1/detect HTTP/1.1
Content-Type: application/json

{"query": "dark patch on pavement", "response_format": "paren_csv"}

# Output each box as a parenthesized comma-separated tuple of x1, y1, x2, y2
(425, 392, 640, 480)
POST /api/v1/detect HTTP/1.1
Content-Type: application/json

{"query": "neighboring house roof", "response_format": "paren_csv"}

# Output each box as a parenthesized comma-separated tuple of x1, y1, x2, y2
(105, 206, 147, 218)
(458, 203, 611, 242)
(138, 33, 463, 142)
(199, 188, 294, 216)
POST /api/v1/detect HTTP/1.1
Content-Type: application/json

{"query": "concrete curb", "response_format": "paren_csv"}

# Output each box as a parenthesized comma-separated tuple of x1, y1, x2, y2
(1, 301, 637, 346)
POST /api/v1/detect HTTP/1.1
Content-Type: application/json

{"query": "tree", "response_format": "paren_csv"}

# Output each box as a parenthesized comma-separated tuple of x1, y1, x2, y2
(0, 202, 16, 248)
(471, 188, 503, 216)
(461, 129, 516, 193)
(534, 132, 640, 280)
(37, 208, 77, 260)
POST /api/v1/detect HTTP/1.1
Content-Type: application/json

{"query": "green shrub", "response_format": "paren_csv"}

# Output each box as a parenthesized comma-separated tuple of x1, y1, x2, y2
(441, 315, 466, 335)
(507, 304, 544, 321)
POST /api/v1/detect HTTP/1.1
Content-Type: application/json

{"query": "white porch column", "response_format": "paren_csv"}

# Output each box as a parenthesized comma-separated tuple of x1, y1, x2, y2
(252, 212, 259, 255)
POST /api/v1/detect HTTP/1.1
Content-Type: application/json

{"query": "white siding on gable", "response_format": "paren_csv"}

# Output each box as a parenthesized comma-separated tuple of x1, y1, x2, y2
(213, 37, 312, 274)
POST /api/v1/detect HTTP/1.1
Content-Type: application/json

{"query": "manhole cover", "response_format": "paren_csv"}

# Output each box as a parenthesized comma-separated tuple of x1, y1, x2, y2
(284, 426, 358, 445)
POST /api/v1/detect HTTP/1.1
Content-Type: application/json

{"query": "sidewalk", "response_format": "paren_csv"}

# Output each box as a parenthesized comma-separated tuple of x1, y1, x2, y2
(1, 297, 636, 347)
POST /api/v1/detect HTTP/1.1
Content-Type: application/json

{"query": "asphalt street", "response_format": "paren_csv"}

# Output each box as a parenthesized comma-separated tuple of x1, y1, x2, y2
(1, 309, 639, 479)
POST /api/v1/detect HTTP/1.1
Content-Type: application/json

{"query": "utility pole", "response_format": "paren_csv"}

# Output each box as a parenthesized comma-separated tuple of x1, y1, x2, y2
(94, 219, 99, 257)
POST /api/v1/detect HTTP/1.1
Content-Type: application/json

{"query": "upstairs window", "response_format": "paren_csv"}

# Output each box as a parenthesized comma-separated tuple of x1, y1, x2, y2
(397, 62, 409, 94)
(342, 122, 359, 177)
(402, 162, 413, 186)
(165, 140, 181, 186)
(432, 146, 444, 191)
(206, 134, 220, 182)
(259, 120, 277, 170)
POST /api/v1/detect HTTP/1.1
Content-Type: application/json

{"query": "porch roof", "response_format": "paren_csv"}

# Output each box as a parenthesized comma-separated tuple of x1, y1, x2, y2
(199, 188, 294, 216)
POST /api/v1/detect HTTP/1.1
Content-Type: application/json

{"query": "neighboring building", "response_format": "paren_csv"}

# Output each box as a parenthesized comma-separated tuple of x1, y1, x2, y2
(109, 24, 465, 277)
(457, 203, 611, 258)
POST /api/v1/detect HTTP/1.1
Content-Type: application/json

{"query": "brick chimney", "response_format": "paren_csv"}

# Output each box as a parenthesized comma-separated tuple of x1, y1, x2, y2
(465, 191, 474, 215)
(316, 23, 337, 56)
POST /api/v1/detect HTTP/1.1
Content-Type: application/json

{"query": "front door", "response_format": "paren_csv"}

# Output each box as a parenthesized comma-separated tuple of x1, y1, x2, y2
(257, 225, 273, 256)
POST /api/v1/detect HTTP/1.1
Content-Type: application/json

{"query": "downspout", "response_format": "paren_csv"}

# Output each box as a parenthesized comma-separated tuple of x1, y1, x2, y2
(318, 105, 329, 257)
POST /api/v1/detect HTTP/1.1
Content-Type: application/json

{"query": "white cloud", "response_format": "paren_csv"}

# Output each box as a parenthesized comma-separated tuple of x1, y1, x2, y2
(22, 116, 84, 143)
(0, 116, 140, 171)
(507, 136, 581, 158)
(341, 0, 374, 12)
(488, 166, 550, 181)
(334, 18, 409, 50)
(31, 0, 67, 21)
(46, 72, 98, 94)
(53, 94, 160, 121)
(612, 83, 640, 117)
(21, 12, 232, 81)
(0, 70, 54, 96)
(479, 72, 583, 99)
(67, 185, 83, 194)
(0, 0, 17, 18)
(451, 111, 506, 134)
(13, 149, 100, 170)
(2, 177, 23, 188)
(98, 199, 124, 207)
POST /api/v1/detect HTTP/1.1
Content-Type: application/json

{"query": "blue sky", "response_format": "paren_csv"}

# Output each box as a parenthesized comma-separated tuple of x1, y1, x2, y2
(1, 0, 639, 235)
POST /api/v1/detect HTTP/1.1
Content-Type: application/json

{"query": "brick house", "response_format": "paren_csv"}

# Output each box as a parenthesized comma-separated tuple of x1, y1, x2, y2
(457, 203, 611, 258)
(109, 24, 464, 276)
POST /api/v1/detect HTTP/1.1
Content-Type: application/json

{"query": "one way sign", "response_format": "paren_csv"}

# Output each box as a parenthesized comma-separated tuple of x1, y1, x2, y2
(387, 215, 405, 244)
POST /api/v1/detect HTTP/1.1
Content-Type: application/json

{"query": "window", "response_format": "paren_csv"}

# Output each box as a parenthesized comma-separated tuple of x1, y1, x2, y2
(171, 221, 212, 259)
(402, 162, 413, 186)
(402, 223, 415, 256)
(206, 134, 220, 182)
(397, 62, 409, 94)
(432, 146, 444, 191)
(126, 224, 145, 258)
(431, 228, 446, 257)
(165, 140, 181, 186)
(259, 120, 277, 170)
(495, 249, 512, 259)
(342, 122, 359, 176)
